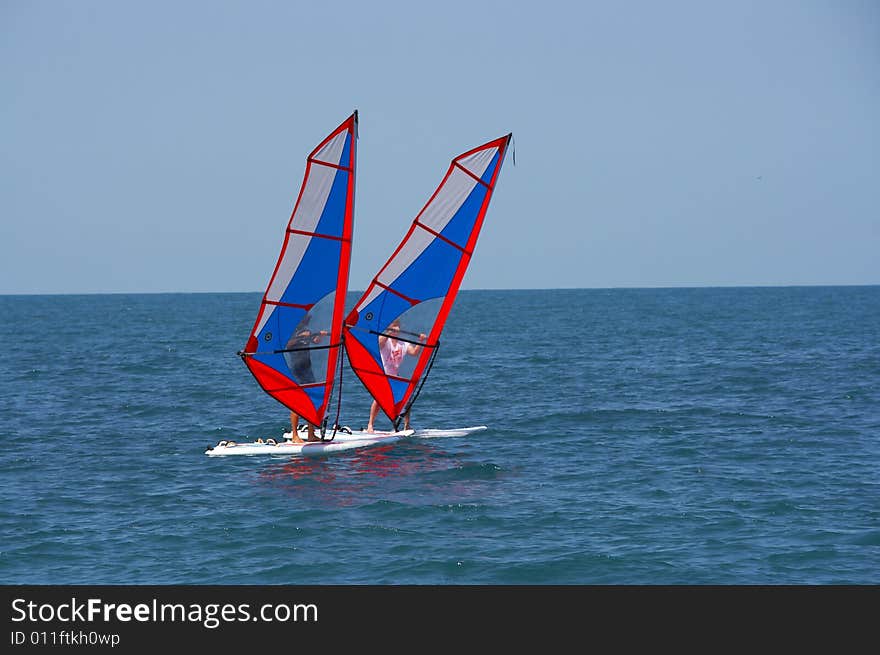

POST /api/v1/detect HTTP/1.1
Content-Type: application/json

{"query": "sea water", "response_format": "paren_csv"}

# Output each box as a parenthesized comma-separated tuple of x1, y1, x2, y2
(1, 287, 878, 584)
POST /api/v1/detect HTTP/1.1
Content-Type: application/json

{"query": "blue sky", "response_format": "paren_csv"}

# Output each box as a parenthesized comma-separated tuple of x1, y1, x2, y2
(2, 0, 878, 294)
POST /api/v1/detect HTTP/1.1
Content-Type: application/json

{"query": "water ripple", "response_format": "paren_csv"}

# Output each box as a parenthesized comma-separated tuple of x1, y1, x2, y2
(2, 288, 879, 584)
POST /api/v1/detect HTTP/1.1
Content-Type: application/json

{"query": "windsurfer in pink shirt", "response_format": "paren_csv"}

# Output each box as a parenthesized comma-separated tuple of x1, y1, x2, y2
(366, 319, 426, 432)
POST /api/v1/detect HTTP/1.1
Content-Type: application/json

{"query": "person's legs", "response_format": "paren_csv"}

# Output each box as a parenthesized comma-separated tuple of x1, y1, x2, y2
(289, 411, 304, 443)
(306, 423, 319, 441)
(366, 401, 380, 432)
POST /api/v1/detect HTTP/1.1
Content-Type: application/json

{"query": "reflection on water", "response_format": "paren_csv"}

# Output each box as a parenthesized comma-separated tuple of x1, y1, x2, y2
(255, 441, 504, 509)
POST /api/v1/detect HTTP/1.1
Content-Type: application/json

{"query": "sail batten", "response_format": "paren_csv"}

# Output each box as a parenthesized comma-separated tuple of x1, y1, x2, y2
(414, 219, 471, 253)
(241, 112, 358, 428)
(287, 227, 352, 242)
(308, 159, 354, 172)
(344, 133, 511, 426)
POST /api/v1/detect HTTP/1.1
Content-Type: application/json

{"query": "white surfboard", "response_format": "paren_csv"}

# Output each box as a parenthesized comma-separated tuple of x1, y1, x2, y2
(204, 425, 486, 457)
(412, 425, 488, 438)
(204, 429, 413, 457)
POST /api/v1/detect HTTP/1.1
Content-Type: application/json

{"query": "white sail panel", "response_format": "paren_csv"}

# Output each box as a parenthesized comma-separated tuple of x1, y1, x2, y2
(456, 146, 497, 179)
(257, 129, 349, 335)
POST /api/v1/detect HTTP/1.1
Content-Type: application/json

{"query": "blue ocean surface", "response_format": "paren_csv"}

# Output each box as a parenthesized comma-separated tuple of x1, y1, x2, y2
(1, 287, 878, 584)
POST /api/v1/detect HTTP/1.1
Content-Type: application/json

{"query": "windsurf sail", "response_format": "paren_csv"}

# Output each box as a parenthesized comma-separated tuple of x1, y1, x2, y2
(240, 111, 358, 428)
(344, 133, 512, 427)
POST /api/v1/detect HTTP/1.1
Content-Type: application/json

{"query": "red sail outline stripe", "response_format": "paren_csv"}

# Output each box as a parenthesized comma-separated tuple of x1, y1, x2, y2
(243, 111, 358, 426)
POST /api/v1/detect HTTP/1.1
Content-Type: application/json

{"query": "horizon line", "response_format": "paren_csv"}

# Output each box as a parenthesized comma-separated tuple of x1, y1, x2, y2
(2, 282, 879, 297)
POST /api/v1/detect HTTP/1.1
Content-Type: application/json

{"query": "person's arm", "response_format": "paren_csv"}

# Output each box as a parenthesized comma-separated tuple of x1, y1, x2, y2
(407, 333, 427, 355)
(287, 330, 308, 348)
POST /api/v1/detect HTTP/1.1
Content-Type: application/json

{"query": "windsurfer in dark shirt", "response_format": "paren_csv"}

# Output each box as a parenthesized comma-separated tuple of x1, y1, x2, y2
(284, 315, 328, 443)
